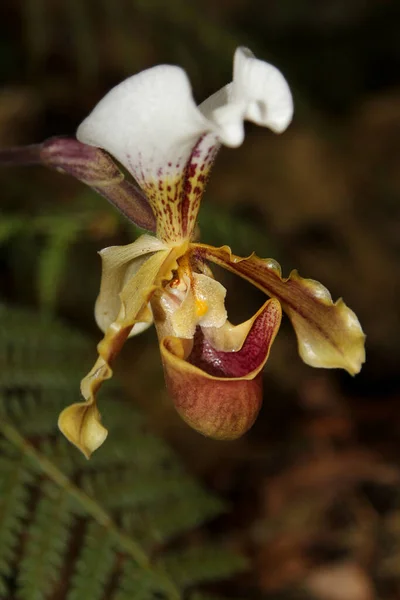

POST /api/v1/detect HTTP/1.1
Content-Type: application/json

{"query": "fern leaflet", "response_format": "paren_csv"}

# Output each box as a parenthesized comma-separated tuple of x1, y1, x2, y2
(0, 304, 247, 599)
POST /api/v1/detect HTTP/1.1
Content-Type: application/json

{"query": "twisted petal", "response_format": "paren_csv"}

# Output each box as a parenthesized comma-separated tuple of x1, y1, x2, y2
(160, 298, 282, 440)
(95, 233, 167, 335)
(200, 47, 293, 146)
(191, 244, 366, 375)
(58, 247, 177, 457)
(77, 47, 292, 243)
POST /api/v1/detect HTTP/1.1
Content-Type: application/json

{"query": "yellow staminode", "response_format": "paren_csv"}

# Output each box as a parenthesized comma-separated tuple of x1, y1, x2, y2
(195, 296, 208, 318)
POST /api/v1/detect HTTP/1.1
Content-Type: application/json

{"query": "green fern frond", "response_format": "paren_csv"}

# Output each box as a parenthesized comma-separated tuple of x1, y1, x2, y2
(0, 448, 35, 595)
(114, 561, 171, 600)
(66, 522, 115, 600)
(120, 489, 226, 547)
(80, 467, 203, 513)
(161, 545, 248, 589)
(89, 425, 175, 470)
(17, 482, 75, 600)
(0, 304, 246, 599)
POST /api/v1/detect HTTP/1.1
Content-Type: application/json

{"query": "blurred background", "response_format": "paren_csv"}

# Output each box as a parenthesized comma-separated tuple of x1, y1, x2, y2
(1, 0, 400, 598)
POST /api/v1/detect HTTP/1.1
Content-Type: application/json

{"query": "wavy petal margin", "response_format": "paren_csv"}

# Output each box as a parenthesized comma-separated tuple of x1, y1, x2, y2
(191, 244, 366, 375)
(159, 298, 282, 440)
(58, 247, 181, 458)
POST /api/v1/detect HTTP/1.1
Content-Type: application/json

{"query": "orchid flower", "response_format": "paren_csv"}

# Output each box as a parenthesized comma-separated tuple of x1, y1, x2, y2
(1, 48, 365, 458)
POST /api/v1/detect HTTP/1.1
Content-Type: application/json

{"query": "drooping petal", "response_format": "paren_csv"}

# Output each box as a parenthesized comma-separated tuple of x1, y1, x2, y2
(191, 244, 366, 375)
(77, 48, 292, 243)
(95, 233, 167, 335)
(58, 247, 178, 457)
(159, 298, 282, 440)
(58, 398, 108, 460)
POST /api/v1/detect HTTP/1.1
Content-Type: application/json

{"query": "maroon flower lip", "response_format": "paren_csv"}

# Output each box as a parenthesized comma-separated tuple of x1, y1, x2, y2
(160, 299, 282, 440)
(187, 302, 281, 378)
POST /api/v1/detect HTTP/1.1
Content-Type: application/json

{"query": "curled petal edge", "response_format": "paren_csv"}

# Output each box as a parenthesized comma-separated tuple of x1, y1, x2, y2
(191, 244, 366, 376)
(95, 233, 167, 334)
(58, 245, 185, 458)
(159, 298, 282, 440)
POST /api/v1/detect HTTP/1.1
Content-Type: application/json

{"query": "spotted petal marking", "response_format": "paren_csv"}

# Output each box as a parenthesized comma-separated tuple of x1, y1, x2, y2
(77, 48, 293, 244)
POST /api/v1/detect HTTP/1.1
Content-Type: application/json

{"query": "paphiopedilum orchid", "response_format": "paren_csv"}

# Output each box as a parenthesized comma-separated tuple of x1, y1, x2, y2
(1, 48, 365, 458)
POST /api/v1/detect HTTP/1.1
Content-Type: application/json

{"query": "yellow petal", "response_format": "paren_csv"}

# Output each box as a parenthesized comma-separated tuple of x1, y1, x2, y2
(202, 317, 258, 352)
(193, 273, 227, 328)
(57, 401, 107, 459)
(58, 248, 175, 457)
(191, 244, 365, 375)
(286, 271, 365, 374)
(95, 233, 167, 335)
(164, 272, 227, 339)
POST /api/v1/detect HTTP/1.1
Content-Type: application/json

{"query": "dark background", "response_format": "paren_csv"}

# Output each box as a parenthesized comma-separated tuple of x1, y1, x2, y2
(1, 1, 400, 598)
